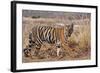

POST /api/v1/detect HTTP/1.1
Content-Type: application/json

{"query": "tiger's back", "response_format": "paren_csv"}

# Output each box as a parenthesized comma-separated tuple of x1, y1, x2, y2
(29, 25, 63, 47)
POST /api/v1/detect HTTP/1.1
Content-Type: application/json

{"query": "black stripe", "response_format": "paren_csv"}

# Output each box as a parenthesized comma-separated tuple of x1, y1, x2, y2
(44, 26, 49, 41)
(50, 28, 55, 43)
(48, 27, 52, 43)
(36, 26, 43, 44)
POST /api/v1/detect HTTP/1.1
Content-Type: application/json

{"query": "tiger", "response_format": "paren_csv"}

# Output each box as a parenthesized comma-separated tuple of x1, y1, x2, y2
(23, 23, 74, 58)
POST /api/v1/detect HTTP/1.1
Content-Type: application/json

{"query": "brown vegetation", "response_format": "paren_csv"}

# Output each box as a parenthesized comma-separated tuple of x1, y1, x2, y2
(22, 17, 91, 63)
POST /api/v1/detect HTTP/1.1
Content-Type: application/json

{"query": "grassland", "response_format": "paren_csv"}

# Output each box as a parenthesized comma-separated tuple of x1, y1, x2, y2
(22, 16, 91, 63)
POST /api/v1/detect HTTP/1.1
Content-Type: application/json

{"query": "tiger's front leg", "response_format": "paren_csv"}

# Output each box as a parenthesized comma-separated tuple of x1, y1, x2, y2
(57, 47, 61, 57)
(56, 41, 61, 57)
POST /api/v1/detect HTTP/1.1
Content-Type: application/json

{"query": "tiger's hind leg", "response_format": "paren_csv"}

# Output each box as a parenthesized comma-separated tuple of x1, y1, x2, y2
(23, 44, 41, 59)
(23, 47, 32, 58)
(34, 44, 41, 56)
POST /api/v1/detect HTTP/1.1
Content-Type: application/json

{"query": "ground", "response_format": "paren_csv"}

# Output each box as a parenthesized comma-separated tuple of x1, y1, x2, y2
(22, 16, 91, 63)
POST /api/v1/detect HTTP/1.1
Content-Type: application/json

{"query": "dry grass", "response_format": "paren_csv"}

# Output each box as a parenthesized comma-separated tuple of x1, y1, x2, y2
(22, 17, 91, 63)
(68, 24, 90, 49)
(67, 24, 91, 58)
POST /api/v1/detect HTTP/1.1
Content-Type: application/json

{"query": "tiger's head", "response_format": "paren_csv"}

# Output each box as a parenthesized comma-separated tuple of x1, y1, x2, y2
(64, 23, 74, 41)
